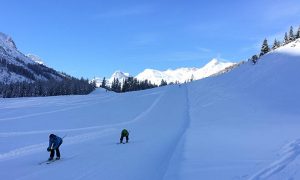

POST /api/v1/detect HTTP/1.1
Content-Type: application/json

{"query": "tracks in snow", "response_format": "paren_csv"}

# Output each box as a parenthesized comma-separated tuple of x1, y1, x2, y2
(0, 92, 164, 162)
(249, 139, 300, 180)
(0, 93, 163, 137)
(162, 85, 191, 180)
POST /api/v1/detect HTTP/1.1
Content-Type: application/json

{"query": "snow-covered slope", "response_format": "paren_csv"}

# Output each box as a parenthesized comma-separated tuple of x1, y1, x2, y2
(0, 32, 63, 84)
(26, 54, 45, 65)
(0, 39, 300, 180)
(164, 39, 300, 180)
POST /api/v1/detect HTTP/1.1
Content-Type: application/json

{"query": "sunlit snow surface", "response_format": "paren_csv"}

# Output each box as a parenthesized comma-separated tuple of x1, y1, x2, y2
(1, 40, 300, 180)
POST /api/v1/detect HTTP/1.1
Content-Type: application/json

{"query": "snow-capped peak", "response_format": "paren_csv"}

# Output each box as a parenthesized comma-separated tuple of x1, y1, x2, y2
(135, 58, 236, 85)
(107, 70, 130, 84)
(203, 58, 219, 68)
(0, 32, 64, 84)
(26, 54, 45, 65)
(94, 58, 236, 87)
(0, 32, 17, 50)
(110, 71, 130, 80)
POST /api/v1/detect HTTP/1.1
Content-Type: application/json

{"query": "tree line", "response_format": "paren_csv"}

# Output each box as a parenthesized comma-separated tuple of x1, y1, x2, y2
(0, 56, 96, 98)
(0, 77, 96, 98)
(100, 77, 158, 93)
(250, 26, 300, 64)
(100, 77, 177, 93)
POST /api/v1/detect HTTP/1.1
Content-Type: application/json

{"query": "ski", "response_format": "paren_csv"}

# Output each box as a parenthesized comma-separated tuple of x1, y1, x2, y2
(39, 158, 61, 165)
(46, 159, 59, 164)
(116, 142, 125, 144)
(38, 160, 50, 165)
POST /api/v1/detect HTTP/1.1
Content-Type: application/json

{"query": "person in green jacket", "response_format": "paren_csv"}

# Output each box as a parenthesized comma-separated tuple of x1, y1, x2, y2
(120, 129, 129, 143)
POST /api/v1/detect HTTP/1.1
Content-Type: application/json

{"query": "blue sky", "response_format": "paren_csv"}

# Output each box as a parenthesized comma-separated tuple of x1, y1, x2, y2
(0, 0, 300, 79)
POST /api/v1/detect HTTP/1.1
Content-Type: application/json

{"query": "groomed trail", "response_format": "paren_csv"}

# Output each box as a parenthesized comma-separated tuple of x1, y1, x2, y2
(0, 85, 190, 180)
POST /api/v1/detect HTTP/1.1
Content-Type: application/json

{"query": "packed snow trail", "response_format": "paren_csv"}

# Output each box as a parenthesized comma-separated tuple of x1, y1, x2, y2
(0, 86, 189, 180)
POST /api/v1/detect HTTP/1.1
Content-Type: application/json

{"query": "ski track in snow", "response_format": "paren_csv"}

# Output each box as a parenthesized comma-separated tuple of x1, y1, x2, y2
(0, 92, 163, 137)
(0, 92, 163, 162)
(162, 85, 191, 180)
(249, 139, 300, 180)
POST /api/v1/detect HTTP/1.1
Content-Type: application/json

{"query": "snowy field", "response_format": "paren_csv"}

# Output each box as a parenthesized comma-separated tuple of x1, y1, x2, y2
(1, 40, 300, 180)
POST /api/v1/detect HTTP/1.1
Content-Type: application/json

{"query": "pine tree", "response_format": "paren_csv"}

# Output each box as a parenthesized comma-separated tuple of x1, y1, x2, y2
(101, 77, 107, 88)
(284, 32, 289, 44)
(111, 78, 121, 92)
(251, 55, 258, 64)
(190, 74, 194, 82)
(160, 79, 168, 86)
(289, 26, 295, 42)
(296, 26, 300, 39)
(260, 39, 270, 57)
(272, 39, 280, 50)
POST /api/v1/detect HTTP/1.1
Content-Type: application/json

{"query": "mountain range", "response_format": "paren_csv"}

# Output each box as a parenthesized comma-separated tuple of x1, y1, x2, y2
(0, 32, 237, 87)
(93, 59, 237, 87)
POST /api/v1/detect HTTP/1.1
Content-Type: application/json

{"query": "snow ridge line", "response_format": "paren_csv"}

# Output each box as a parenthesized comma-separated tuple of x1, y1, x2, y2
(248, 139, 300, 180)
(0, 128, 116, 162)
(162, 85, 191, 180)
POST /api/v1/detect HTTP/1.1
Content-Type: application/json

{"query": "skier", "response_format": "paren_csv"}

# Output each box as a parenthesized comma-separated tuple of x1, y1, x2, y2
(120, 129, 129, 143)
(47, 134, 63, 161)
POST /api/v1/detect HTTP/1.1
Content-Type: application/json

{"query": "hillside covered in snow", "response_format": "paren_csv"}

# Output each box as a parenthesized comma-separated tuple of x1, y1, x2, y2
(0, 39, 300, 179)
(0, 32, 64, 84)
(0, 32, 95, 98)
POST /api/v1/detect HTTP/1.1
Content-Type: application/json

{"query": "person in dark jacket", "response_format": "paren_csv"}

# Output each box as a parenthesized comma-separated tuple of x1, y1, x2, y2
(120, 129, 129, 143)
(47, 134, 63, 161)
